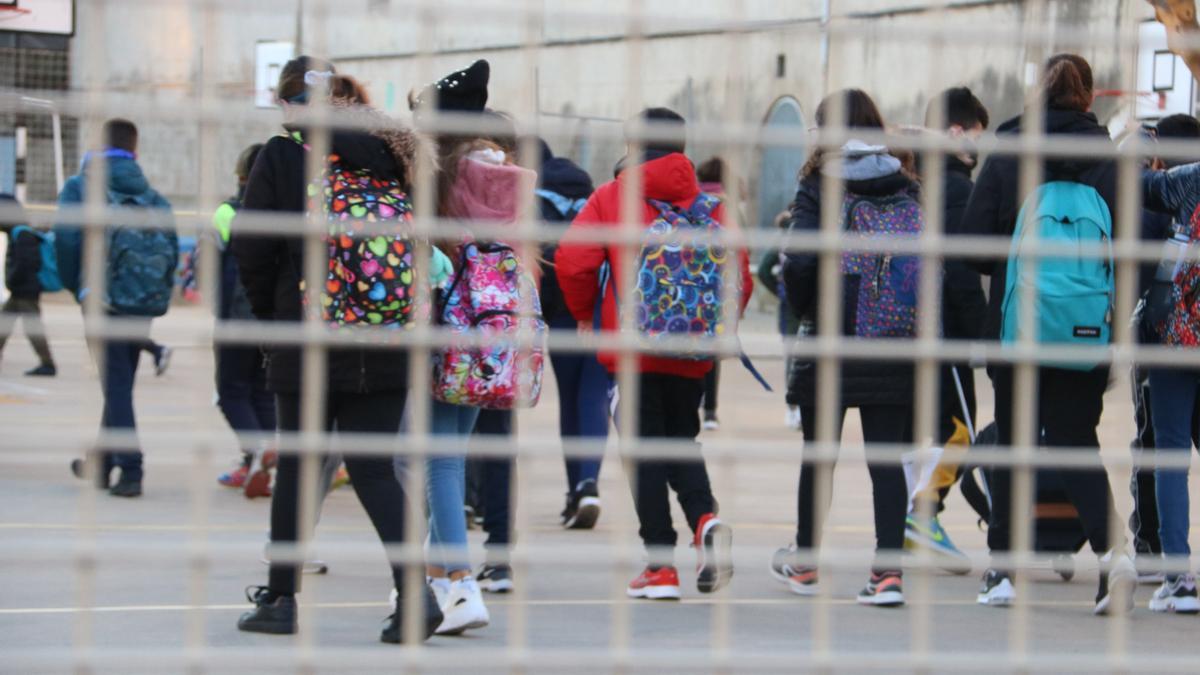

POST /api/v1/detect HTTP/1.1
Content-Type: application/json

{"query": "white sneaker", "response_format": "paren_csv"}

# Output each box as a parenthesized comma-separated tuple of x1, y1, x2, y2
(1094, 552, 1137, 616)
(435, 576, 489, 635)
(786, 406, 802, 430)
(976, 569, 1015, 607)
(428, 576, 451, 608)
(1148, 574, 1200, 614)
(702, 418, 720, 431)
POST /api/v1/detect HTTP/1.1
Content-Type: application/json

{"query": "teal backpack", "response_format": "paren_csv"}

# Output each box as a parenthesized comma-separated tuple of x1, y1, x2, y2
(1000, 181, 1113, 370)
(12, 225, 63, 293)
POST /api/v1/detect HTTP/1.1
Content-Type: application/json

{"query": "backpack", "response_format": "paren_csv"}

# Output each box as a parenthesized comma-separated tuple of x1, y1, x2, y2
(840, 192, 924, 338)
(11, 225, 62, 293)
(536, 189, 588, 223)
(635, 193, 733, 354)
(433, 241, 546, 409)
(1000, 181, 1114, 369)
(294, 134, 417, 328)
(1150, 205, 1200, 346)
(105, 190, 179, 317)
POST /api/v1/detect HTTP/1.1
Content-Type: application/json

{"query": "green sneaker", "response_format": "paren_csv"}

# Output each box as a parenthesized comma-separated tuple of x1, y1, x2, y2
(904, 513, 970, 575)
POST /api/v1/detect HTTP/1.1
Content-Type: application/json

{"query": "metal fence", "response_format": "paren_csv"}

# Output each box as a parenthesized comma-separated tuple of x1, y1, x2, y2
(2, 0, 1199, 672)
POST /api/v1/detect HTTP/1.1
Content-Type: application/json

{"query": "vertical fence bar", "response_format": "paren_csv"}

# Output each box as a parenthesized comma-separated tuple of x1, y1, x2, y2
(1010, 1, 1049, 665)
(912, 0, 948, 665)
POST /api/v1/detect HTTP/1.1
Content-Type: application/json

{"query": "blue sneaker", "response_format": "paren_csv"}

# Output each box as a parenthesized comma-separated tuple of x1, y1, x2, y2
(904, 513, 970, 575)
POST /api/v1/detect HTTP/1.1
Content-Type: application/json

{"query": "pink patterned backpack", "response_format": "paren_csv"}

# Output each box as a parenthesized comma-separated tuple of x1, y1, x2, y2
(432, 241, 546, 409)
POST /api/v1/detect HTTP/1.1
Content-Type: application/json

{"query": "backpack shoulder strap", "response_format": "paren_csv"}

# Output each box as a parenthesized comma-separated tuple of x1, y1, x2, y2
(687, 192, 722, 220)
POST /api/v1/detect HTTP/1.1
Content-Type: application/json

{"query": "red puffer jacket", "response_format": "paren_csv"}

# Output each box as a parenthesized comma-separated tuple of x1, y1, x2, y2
(554, 153, 753, 379)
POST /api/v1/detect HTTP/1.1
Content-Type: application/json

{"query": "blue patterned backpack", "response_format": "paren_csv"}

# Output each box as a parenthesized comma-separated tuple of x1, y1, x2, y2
(635, 193, 732, 354)
(840, 192, 923, 338)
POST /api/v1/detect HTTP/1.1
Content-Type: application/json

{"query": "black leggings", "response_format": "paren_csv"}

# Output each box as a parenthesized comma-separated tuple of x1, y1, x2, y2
(269, 391, 411, 595)
(796, 405, 911, 572)
(988, 366, 1120, 557)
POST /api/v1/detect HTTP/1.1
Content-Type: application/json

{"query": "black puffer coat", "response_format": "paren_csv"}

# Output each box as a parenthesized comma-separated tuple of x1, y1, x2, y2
(232, 122, 423, 394)
(782, 150, 922, 408)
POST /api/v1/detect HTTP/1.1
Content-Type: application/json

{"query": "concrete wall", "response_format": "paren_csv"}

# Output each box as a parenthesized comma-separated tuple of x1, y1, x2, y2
(53, 0, 1154, 214)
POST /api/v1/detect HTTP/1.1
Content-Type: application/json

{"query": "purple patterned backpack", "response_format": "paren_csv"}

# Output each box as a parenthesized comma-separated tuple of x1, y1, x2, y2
(840, 192, 923, 338)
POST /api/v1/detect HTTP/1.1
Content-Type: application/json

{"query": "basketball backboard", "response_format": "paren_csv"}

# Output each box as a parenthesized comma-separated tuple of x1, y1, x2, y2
(0, 0, 74, 36)
(1138, 19, 1194, 119)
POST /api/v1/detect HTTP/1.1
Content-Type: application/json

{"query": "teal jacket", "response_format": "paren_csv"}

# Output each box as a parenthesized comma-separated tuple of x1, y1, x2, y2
(54, 152, 173, 300)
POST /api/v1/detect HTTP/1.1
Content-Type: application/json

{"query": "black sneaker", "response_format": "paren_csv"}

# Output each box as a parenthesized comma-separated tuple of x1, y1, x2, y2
(109, 476, 142, 498)
(477, 563, 514, 593)
(237, 586, 297, 635)
(24, 363, 56, 377)
(71, 457, 111, 490)
(561, 478, 601, 530)
(381, 584, 442, 643)
(1094, 553, 1137, 616)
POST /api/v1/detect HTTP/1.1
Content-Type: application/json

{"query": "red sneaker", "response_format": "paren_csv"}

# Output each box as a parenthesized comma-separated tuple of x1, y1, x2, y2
(627, 566, 681, 600)
(243, 467, 272, 499)
(218, 465, 249, 488)
(695, 513, 733, 593)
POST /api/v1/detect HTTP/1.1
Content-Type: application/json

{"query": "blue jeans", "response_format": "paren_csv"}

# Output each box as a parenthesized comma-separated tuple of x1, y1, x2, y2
(426, 400, 480, 574)
(548, 318, 609, 492)
(1149, 368, 1200, 567)
(93, 321, 152, 482)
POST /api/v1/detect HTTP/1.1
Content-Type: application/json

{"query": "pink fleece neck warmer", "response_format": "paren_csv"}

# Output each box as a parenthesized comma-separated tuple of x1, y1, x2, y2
(446, 156, 536, 223)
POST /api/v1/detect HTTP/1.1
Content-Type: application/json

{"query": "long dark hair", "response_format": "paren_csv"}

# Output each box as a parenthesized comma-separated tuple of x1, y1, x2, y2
(1040, 53, 1093, 112)
(801, 88, 886, 178)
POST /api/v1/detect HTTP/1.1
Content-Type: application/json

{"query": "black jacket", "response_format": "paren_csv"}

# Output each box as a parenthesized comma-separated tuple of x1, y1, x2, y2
(783, 168, 922, 407)
(942, 155, 987, 341)
(538, 156, 594, 324)
(961, 108, 1119, 341)
(232, 127, 418, 394)
(5, 227, 42, 298)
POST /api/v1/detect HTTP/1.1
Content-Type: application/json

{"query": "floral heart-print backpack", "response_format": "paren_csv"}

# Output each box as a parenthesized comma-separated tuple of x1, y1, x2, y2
(292, 131, 417, 328)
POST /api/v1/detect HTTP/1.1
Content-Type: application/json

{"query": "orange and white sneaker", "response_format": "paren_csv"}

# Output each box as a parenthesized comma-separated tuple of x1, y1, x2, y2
(695, 513, 733, 593)
(856, 570, 904, 607)
(627, 566, 681, 600)
(769, 545, 819, 596)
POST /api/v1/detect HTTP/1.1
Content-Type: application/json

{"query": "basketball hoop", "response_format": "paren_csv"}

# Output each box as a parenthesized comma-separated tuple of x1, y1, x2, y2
(1094, 89, 1169, 111)
(0, 6, 33, 21)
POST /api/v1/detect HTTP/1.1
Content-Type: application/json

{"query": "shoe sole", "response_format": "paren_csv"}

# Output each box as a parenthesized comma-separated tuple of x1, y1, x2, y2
(435, 618, 489, 636)
(857, 590, 904, 607)
(626, 585, 681, 600)
(977, 593, 1014, 607)
(1149, 597, 1200, 614)
(787, 580, 820, 596)
(237, 619, 297, 635)
(243, 470, 272, 499)
(479, 579, 514, 593)
(697, 521, 734, 593)
(565, 497, 601, 530)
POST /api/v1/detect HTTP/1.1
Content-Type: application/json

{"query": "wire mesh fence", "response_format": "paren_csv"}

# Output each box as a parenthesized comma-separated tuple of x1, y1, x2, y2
(3, 0, 1200, 672)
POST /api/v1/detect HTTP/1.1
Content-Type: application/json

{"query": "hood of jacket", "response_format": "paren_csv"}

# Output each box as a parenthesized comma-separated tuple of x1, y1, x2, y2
(287, 105, 428, 188)
(78, 154, 152, 196)
(446, 155, 537, 222)
(539, 156, 594, 199)
(616, 152, 699, 203)
(821, 140, 903, 182)
(995, 107, 1112, 180)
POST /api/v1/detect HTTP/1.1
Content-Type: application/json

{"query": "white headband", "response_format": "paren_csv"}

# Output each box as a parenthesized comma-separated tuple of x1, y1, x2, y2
(304, 70, 333, 87)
